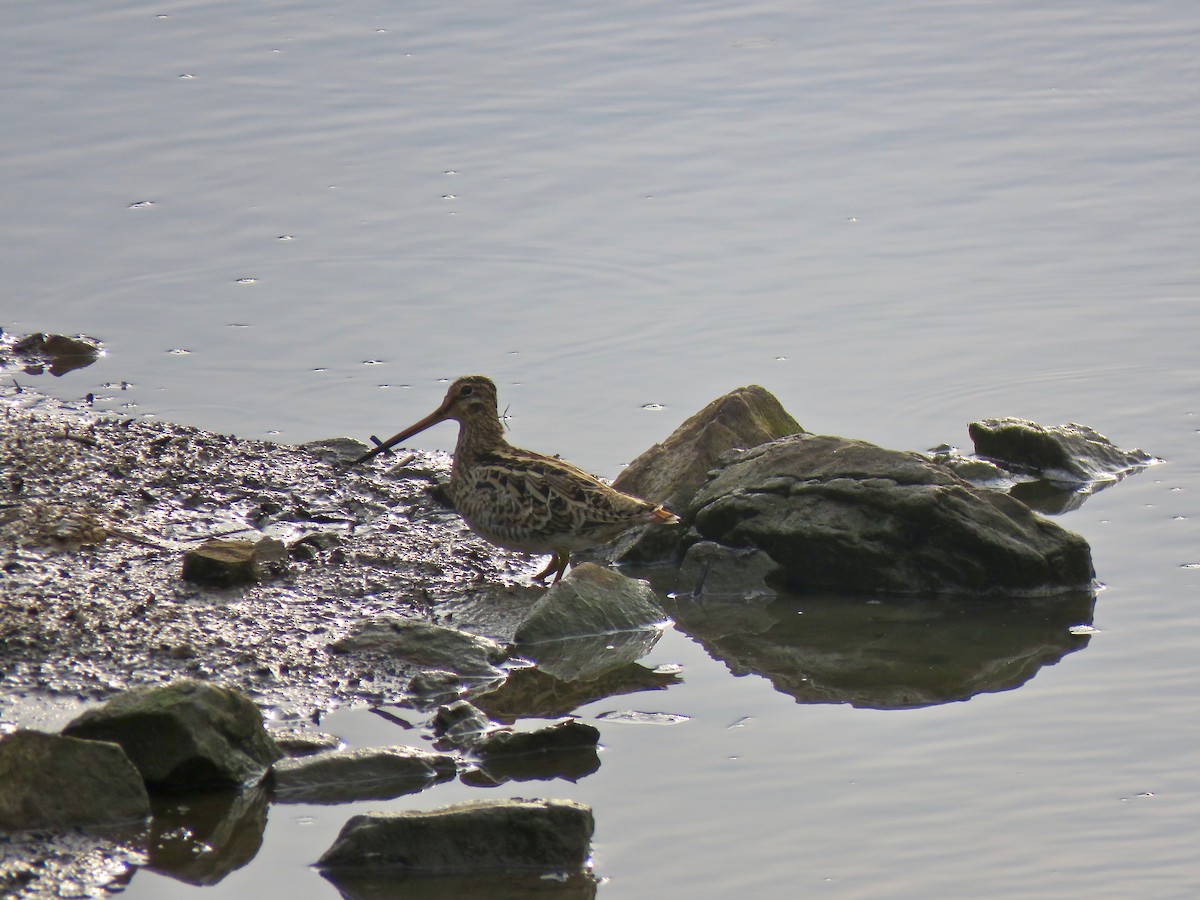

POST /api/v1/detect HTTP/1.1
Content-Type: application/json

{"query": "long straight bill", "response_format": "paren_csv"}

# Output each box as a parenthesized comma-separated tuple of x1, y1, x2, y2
(352, 405, 451, 465)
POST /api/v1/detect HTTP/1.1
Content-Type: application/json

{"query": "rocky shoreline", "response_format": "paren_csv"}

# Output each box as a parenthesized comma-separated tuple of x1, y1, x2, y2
(0, 357, 1156, 897)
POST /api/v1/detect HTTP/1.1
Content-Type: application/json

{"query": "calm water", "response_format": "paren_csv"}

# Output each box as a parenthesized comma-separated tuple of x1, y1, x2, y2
(3, 1, 1198, 897)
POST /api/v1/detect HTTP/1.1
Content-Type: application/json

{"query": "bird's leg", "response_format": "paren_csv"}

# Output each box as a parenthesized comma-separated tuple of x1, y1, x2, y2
(532, 552, 561, 583)
(550, 551, 570, 585)
(532, 550, 572, 585)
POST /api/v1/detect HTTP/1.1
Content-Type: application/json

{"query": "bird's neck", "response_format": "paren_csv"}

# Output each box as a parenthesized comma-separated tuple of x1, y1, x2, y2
(454, 412, 507, 461)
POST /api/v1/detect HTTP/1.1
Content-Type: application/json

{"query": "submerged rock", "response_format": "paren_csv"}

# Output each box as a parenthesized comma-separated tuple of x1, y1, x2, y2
(330, 618, 508, 676)
(62, 679, 283, 791)
(690, 433, 1094, 595)
(316, 798, 594, 873)
(270, 745, 457, 804)
(968, 418, 1155, 483)
(0, 729, 150, 831)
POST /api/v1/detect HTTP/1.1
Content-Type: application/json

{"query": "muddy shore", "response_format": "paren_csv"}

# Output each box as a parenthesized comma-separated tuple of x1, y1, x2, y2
(0, 384, 546, 729)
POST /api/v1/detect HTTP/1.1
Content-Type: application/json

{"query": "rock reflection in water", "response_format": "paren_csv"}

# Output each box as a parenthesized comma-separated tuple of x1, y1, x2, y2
(322, 870, 598, 900)
(665, 590, 1097, 709)
(144, 785, 268, 886)
(473, 659, 677, 723)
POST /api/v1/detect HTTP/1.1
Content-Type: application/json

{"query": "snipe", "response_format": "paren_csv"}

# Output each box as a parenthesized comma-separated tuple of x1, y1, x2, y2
(353, 375, 678, 583)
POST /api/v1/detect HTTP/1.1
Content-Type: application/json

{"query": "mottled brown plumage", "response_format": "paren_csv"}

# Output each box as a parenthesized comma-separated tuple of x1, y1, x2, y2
(353, 375, 678, 583)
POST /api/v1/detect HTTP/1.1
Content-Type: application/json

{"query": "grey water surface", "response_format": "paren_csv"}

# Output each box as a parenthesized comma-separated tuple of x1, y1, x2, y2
(3, 1, 1197, 897)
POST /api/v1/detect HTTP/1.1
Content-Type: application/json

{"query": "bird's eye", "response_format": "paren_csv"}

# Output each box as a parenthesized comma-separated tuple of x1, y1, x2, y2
(459, 385, 474, 397)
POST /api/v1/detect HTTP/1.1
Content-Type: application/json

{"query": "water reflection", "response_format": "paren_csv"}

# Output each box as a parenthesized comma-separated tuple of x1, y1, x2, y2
(476, 639, 678, 723)
(0, 332, 102, 378)
(462, 745, 601, 787)
(663, 590, 1096, 710)
(321, 870, 598, 900)
(145, 786, 269, 886)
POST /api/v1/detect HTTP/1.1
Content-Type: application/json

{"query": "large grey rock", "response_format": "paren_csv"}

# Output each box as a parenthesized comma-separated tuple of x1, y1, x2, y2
(513, 563, 665, 644)
(613, 384, 804, 512)
(317, 798, 594, 873)
(330, 618, 507, 676)
(607, 385, 804, 563)
(62, 679, 283, 791)
(0, 729, 150, 830)
(271, 746, 457, 804)
(968, 418, 1155, 483)
(691, 433, 1094, 595)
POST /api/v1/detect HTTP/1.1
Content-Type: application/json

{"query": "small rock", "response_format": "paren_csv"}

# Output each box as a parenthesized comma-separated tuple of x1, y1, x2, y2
(432, 699, 493, 750)
(271, 746, 457, 804)
(62, 679, 283, 791)
(476, 720, 599, 759)
(301, 436, 372, 461)
(514, 563, 666, 645)
(0, 729, 150, 831)
(968, 418, 1156, 483)
(11, 332, 102, 376)
(272, 729, 343, 757)
(316, 798, 595, 873)
(330, 618, 507, 676)
(469, 721, 602, 786)
(407, 669, 462, 707)
(182, 536, 288, 586)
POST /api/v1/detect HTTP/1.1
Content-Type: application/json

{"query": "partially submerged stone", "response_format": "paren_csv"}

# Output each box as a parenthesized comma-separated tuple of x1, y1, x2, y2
(513, 563, 665, 645)
(182, 536, 287, 587)
(469, 721, 602, 786)
(62, 679, 283, 791)
(0, 729, 150, 831)
(9, 332, 102, 376)
(271, 745, 457, 804)
(330, 618, 507, 676)
(432, 699, 494, 750)
(476, 720, 599, 762)
(272, 729, 343, 757)
(690, 434, 1094, 595)
(316, 798, 594, 874)
(968, 418, 1155, 484)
